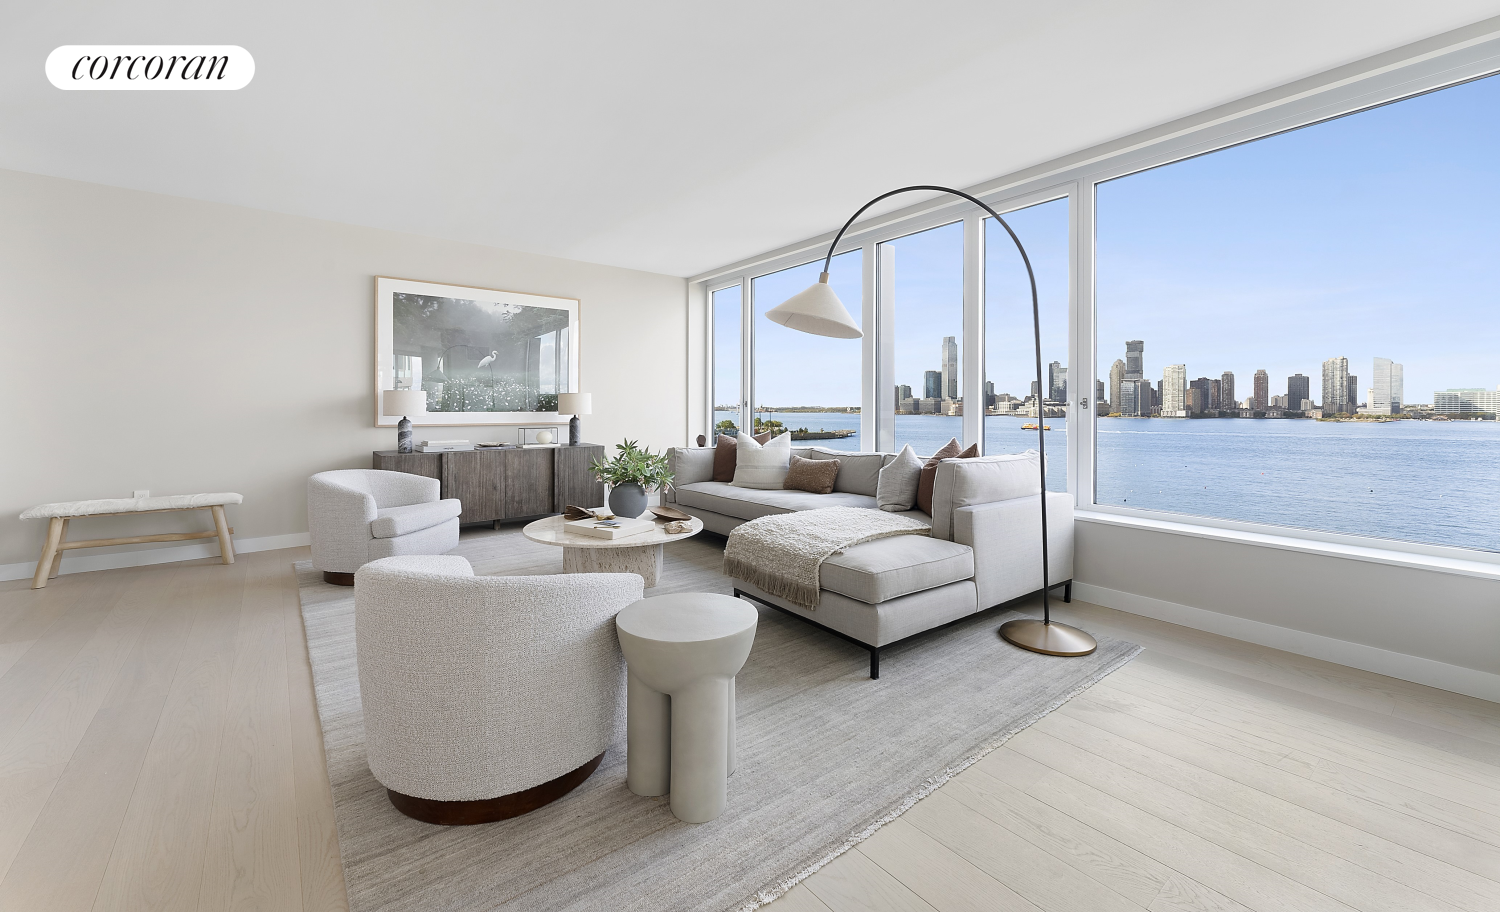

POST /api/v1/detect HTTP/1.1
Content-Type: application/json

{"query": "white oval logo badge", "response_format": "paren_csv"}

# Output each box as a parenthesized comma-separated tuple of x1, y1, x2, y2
(46, 46, 254, 90)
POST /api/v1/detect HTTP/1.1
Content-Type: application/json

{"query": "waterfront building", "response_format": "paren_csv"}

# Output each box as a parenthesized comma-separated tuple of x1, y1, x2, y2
(1186, 387, 1206, 414)
(1190, 377, 1212, 412)
(1118, 378, 1148, 416)
(1031, 380, 1040, 398)
(924, 370, 942, 400)
(1162, 364, 1187, 417)
(1287, 373, 1310, 411)
(983, 380, 994, 407)
(899, 396, 919, 415)
(1125, 340, 1144, 379)
(1253, 369, 1269, 413)
(1049, 361, 1067, 402)
(919, 397, 942, 414)
(1095, 379, 1105, 406)
(1220, 371, 1235, 410)
(941, 336, 958, 399)
(1109, 359, 1125, 411)
(1372, 357, 1404, 414)
(895, 384, 912, 404)
(1434, 387, 1500, 414)
(1209, 379, 1221, 410)
(1347, 374, 1358, 410)
(1322, 356, 1349, 414)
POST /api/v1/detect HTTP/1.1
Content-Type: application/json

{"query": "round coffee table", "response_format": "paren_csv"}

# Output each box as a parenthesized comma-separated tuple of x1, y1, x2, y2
(522, 514, 703, 588)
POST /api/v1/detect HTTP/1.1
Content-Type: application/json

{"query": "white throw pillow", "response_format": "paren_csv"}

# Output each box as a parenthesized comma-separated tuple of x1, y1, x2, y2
(876, 444, 923, 511)
(731, 432, 792, 489)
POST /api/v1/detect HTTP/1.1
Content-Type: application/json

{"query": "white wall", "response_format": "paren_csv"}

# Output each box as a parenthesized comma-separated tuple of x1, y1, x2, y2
(1, 168, 687, 576)
(1076, 519, 1500, 701)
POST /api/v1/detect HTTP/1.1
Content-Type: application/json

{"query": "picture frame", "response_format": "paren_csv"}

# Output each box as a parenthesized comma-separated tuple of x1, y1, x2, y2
(375, 276, 579, 427)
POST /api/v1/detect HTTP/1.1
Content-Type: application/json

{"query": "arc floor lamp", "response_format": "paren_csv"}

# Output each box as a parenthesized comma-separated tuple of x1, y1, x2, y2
(767, 185, 1096, 657)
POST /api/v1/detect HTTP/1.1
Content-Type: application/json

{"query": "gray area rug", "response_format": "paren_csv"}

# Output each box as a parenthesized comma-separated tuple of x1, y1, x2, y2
(296, 528, 1140, 912)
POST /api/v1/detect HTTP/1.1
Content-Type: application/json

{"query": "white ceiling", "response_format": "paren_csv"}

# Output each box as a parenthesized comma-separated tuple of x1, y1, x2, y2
(3, 2, 1498, 277)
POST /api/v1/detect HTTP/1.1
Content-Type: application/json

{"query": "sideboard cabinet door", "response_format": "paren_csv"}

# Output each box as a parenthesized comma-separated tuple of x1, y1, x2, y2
(441, 450, 504, 524)
(555, 445, 605, 509)
(504, 448, 556, 517)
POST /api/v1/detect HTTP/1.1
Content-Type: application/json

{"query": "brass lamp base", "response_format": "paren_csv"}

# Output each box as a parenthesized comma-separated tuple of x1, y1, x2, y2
(999, 618, 1098, 657)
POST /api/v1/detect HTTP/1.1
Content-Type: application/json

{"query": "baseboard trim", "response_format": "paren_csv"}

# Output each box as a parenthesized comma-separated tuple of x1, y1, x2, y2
(0, 532, 310, 582)
(1072, 581, 1500, 703)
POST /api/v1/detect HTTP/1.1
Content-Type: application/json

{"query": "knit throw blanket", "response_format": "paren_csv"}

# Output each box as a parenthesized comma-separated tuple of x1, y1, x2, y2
(723, 507, 931, 611)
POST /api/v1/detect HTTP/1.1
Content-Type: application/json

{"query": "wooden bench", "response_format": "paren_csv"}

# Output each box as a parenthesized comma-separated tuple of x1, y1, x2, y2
(20, 493, 243, 589)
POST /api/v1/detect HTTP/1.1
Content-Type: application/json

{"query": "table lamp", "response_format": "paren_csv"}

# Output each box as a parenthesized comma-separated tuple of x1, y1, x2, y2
(382, 389, 426, 454)
(557, 392, 592, 446)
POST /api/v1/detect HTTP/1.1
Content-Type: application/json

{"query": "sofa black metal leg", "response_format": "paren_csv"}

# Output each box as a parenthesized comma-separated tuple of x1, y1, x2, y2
(870, 648, 880, 679)
(1064, 581, 1072, 603)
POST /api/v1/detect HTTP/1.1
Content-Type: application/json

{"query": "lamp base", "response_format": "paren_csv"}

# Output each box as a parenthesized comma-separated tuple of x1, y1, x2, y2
(397, 416, 413, 454)
(569, 414, 581, 446)
(999, 617, 1097, 657)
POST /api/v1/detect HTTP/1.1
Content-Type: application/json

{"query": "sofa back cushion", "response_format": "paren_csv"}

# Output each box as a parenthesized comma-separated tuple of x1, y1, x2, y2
(713, 431, 771, 482)
(802, 448, 887, 496)
(916, 439, 978, 515)
(783, 455, 841, 494)
(876, 444, 923, 511)
(731, 432, 793, 489)
(929, 451, 1042, 540)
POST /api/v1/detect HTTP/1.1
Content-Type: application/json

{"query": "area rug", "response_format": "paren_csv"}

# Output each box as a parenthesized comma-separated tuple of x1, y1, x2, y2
(295, 531, 1140, 912)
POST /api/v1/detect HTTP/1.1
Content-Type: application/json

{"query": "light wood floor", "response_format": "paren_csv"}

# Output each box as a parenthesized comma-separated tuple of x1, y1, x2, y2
(2, 544, 1499, 912)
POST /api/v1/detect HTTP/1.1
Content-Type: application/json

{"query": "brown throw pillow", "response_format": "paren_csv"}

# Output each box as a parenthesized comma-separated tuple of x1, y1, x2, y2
(712, 431, 773, 482)
(915, 438, 978, 515)
(783, 455, 840, 495)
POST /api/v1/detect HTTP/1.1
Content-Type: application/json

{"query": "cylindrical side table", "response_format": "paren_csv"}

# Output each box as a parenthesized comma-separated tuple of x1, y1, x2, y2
(615, 593, 758, 823)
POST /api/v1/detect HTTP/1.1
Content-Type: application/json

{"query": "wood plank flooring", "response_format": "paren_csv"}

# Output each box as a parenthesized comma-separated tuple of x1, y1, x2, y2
(0, 532, 1497, 912)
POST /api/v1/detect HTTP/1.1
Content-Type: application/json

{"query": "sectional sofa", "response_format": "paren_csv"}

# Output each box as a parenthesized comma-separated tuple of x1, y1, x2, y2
(665, 445, 1073, 677)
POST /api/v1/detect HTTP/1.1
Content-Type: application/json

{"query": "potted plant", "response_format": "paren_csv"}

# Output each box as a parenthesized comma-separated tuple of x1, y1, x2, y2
(590, 439, 674, 518)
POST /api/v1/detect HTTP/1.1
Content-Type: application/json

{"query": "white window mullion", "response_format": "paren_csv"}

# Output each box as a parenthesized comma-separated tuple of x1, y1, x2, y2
(962, 213, 984, 450)
(1071, 183, 1093, 504)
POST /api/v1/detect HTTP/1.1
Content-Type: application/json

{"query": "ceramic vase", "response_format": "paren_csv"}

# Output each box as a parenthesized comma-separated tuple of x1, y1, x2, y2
(608, 482, 647, 519)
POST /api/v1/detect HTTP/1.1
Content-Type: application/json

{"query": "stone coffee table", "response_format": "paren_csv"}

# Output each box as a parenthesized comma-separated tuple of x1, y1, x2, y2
(522, 514, 703, 588)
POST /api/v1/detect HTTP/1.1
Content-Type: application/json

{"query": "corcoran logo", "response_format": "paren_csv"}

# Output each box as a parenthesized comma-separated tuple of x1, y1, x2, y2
(46, 46, 254, 90)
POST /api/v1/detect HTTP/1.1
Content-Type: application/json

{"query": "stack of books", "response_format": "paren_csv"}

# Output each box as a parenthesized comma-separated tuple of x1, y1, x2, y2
(417, 439, 473, 452)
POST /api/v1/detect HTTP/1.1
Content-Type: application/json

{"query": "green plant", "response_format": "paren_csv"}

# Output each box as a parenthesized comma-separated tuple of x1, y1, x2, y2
(590, 439, 674, 492)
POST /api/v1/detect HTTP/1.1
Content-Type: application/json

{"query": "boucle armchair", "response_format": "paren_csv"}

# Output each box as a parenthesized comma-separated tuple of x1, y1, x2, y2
(354, 555, 645, 824)
(307, 469, 461, 585)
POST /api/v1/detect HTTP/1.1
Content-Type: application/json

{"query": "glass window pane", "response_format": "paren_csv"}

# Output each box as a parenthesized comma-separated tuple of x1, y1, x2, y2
(985, 199, 1069, 491)
(751, 250, 863, 450)
(882, 221, 963, 455)
(712, 285, 741, 441)
(1095, 73, 1500, 551)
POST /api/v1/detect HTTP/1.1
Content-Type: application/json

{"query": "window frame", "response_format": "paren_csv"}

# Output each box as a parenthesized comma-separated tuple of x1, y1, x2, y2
(688, 28, 1500, 571)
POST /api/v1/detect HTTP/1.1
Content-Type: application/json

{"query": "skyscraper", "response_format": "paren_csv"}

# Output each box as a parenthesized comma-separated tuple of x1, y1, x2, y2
(1125, 341, 1144, 380)
(1190, 377, 1212, 412)
(1119, 379, 1148, 417)
(1220, 371, 1235, 410)
(1347, 374, 1358, 409)
(983, 379, 995, 407)
(1162, 365, 1187, 417)
(940, 336, 958, 400)
(1322, 356, 1349, 414)
(1253, 369, 1269, 411)
(1095, 379, 1105, 405)
(895, 384, 912, 402)
(1287, 373, 1310, 412)
(1373, 357, 1403, 414)
(924, 370, 942, 400)
(1109, 359, 1125, 410)
(1209, 378, 1221, 410)
(1048, 361, 1067, 402)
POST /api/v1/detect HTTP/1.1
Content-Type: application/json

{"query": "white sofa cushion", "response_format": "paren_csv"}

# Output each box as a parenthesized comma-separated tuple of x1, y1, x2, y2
(676, 481, 876, 521)
(929, 451, 1042, 541)
(800, 448, 889, 496)
(821, 535, 974, 604)
(369, 499, 463, 539)
(876, 445, 923, 512)
(731, 432, 792, 489)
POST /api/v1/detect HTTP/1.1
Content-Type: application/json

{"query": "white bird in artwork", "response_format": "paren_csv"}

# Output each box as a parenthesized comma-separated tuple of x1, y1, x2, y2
(477, 351, 497, 368)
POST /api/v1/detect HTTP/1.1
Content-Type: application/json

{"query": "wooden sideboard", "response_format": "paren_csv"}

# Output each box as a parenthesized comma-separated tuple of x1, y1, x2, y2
(373, 444, 605, 525)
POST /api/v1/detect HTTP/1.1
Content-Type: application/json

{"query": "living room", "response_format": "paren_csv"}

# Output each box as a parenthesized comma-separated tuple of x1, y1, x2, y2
(4, 5, 1500, 912)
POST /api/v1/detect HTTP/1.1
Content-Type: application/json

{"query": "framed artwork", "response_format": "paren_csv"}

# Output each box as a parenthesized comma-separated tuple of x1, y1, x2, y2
(375, 277, 579, 426)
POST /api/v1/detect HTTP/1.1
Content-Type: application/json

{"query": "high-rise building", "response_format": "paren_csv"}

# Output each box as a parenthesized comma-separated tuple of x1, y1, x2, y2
(1125, 341, 1144, 380)
(1030, 379, 1040, 398)
(1253, 369, 1269, 411)
(924, 370, 942, 400)
(1209, 379, 1221, 410)
(941, 336, 958, 400)
(983, 379, 995, 407)
(1190, 377, 1212, 412)
(1048, 361, 1067, 402)
(1347, 374, 1358, 409)
(1162, 365, 1187, 417)
(1435, 386, 1500, 414)
(1287, 373, 1310, 412)
(1186, 387, 1205, 414)
(1095, 379, 1105, 405)
(1322, 356, 1349, 414)
(1373, 358, 1403, 414)
(1119, 378, 1149, 417)
(1109, 359, 1125, 410)
(895, 384, 912, 403)
(1220, 371, 1235, 410)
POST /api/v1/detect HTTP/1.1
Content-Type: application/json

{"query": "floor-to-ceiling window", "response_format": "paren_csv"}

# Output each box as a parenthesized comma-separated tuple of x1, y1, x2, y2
(751, 251, 863, 450)
(711, 284, 742, 440)
(1095, 72, 1500, 550)
(984, 198, 1069, 490)
(881, 221, 964, 455)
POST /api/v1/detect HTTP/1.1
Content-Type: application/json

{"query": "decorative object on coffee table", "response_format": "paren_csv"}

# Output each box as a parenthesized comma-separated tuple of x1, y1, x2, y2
(770, 184, 1096, 658)
(591, 439, 674, 519)
(558, 392, 592, 446)
(648, 505, 692, 522)
(521, 513, 702, 587)
(381, 388, 426, 454)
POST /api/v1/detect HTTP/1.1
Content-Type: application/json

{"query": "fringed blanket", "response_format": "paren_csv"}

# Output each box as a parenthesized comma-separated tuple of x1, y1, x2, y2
(723, 507, 931, 610)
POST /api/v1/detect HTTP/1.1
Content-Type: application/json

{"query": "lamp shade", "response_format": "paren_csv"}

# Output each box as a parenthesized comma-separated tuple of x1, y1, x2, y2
(557, 392, 592, 415)
(764, 273, 862, 339)
(382, 388, 427, 417)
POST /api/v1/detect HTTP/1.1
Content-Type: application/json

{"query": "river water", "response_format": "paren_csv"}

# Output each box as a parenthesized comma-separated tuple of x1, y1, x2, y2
(713, 411, 1500, 552)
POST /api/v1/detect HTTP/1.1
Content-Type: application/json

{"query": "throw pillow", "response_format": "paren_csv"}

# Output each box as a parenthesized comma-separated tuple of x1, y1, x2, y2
(712, 430, 772, 483)
(915, 438, 978, 515)
(783, 455, 840, 495)
(731, 432, 792, 489)
(876, 444, 923, 511)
